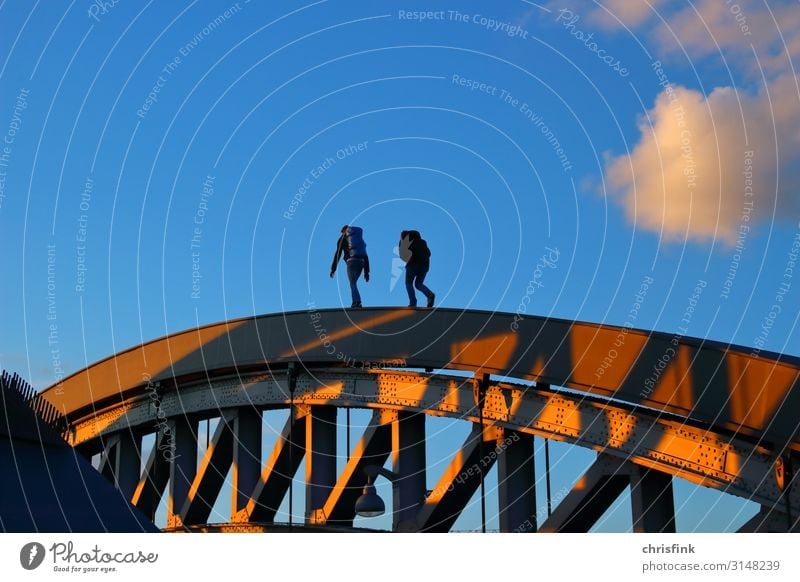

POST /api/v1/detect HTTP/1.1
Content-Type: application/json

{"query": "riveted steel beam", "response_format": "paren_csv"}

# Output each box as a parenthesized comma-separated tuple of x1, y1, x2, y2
(416, 424, 505, 532)
(539, 454, 631, 533)
(231, 408, 262, 516)
(239, 405, 309, 523)
(630, 466, 675, 533)
(392, 411, 427, 532)
(131, 432, 171, 521)
(41, 309, 800, 453)
(97, 432, 141, 500)
(314, 409, 395, 526)
(68, 369, 800, 524)
(97, 434, 118, 482)
(167, 416, 198, 528)
(497, 430, 536, 532)
(305, 406, 337, 524)
(180, 410, 236, 525)
(737, 504, 800, 533)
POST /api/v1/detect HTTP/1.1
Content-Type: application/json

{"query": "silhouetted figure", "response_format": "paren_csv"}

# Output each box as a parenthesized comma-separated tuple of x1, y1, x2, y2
(400, 230, 435, 308)
(331, 225, 370, 307)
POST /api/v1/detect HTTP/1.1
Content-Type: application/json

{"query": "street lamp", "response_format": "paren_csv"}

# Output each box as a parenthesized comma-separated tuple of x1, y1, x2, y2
(354, 465, 398, 518)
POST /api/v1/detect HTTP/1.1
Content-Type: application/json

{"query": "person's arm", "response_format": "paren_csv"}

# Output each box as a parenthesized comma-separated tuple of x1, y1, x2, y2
(330, 236, 344, 276)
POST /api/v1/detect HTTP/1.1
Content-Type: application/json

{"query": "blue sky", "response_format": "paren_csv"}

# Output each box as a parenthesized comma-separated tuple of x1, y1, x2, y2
(1, 1, 798, 532)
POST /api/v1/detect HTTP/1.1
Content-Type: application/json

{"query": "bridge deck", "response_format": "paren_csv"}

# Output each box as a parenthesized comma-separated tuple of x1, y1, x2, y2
(41, 308, 800, 451)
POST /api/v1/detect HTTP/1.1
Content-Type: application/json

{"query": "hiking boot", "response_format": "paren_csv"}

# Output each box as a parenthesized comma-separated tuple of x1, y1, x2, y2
(426, 293, 435, 308)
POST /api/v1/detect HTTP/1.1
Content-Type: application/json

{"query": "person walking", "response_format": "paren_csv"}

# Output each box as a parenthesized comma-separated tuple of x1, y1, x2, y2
(400, 230, 435, 308)
(331, 225, 370, 308)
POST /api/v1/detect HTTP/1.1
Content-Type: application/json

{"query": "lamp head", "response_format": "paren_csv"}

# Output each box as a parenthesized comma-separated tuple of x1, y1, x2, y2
(354, 481, 385, 517)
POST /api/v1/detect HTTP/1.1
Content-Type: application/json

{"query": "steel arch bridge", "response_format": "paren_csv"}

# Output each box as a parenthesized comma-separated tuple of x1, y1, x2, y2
(41, 308, 800, 533)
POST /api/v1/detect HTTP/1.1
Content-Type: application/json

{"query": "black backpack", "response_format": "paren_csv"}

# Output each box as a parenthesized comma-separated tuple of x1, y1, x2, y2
(416, 239, 431, 259)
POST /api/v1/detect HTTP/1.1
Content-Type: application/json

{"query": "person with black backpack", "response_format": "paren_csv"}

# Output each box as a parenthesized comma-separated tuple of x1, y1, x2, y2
(399, 230, 435, 308)
(330, 225, 370, 308)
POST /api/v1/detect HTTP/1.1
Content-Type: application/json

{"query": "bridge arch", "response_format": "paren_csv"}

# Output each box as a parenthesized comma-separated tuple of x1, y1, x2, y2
(41, 308, 800, 532)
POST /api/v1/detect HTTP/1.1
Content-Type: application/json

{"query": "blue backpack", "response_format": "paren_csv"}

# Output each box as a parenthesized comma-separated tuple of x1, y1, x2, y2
(346, 226, 367, 258)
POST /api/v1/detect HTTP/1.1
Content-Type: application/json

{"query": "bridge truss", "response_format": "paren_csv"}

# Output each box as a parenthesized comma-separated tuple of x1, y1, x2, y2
(41, 308, 800, 532)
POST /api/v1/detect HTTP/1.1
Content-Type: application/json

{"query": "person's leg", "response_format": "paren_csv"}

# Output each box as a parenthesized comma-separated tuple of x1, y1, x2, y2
(347, 259, 364, 306)
(414, 268, 435, 306)
(405, 266, 417, 306)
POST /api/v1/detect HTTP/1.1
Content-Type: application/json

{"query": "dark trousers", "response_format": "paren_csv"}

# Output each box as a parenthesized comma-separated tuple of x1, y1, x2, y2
(346, 258, 365, 306)
(405, 264, 433, 306)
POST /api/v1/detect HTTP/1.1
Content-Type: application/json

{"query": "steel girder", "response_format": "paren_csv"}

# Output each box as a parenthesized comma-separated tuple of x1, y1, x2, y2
(40, 309, 800, 453)
(238, 406, 308, 523)
(180, 409, 237, 525)
(416, 423, 505, 532)
(70, 368, 799, 530)
(538, 454, 676, 533)
(313, 409, 395, 527)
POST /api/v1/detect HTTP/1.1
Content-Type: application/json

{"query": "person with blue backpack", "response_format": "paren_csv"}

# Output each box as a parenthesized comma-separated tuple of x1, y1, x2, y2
(330, 225, 370, 308)
(399, 230, 435, 308)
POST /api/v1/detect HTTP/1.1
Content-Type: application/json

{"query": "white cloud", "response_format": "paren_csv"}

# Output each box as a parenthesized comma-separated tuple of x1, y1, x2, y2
(604, 76, 800, 243)
(552, 0, 800, 243)
(545, 2, 800, 242)
(652, 0, 800, 75)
